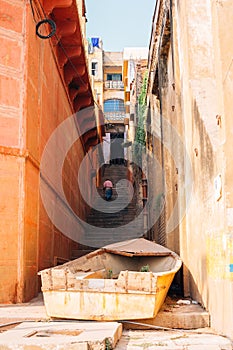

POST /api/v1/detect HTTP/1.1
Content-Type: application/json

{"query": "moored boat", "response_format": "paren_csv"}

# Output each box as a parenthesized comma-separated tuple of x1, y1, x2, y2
(39, 238, 182, 321)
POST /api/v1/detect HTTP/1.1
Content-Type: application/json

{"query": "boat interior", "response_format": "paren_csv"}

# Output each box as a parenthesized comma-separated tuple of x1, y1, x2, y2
(53, 251, 178, 279)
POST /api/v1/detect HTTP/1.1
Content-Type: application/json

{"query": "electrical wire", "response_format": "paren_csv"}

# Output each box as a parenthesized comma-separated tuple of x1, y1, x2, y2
(29, 0, 40, 23)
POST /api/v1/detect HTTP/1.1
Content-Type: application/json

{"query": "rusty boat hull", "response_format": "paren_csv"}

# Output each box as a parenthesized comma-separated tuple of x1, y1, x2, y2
(39, 238, 182, 321)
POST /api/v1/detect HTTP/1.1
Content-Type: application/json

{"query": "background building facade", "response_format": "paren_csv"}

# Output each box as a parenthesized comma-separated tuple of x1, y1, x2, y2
(88, 42, 148, 165)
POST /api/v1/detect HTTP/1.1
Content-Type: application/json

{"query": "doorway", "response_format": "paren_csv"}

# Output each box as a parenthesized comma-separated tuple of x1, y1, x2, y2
(110, 132, 124, 165)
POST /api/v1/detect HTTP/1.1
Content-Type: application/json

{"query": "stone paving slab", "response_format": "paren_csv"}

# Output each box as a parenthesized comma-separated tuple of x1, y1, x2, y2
(123, 297, 210, 330)
(0, 295, 47, 325)
(115, 329, 233, 350)
(0, 321, 122, 350)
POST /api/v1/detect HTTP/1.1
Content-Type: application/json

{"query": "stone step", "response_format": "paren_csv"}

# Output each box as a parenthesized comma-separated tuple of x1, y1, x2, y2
(82, 163, 142, 251)
(87, 216, 140, 222)
(85, 231, 144, 243)
(87, 215, 138, 220)
(87, 211, 139, 218)
(89, 204, 137, 210)
(87, 221, 138, 226)
(86, 226, 143, 232)
(123, 296, 210, 330)
(85, 222, 143, 232)
(87, 217, 139, 221)
(89, 207, 138, 212)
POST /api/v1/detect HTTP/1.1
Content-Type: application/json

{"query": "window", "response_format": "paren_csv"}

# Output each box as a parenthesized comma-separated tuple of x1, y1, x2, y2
(91, 61, 98, 76)
(104, 99, 125, 112)
(106, 74, 122, 81)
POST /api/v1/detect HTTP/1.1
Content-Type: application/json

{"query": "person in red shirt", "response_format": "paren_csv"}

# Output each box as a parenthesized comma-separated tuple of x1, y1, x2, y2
(103, 179, 113, 200)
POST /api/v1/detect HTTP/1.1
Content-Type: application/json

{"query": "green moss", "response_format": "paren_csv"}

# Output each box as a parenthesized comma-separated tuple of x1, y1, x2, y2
(134, 71, 148, 165)
(140, 264, 150, 272)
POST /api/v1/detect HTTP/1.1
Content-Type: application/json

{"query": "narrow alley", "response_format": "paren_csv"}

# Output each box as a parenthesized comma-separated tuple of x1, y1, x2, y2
(0, 0, 233, 349)
(85, 164, 143, 248)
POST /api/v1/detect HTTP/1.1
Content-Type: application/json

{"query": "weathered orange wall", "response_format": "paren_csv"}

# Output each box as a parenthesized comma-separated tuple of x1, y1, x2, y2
(0, 0, 95, 303)
(0, 0, 26, 303)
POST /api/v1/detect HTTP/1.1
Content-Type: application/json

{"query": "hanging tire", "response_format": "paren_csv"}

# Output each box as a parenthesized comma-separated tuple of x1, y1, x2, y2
(36, 19, 56, 39)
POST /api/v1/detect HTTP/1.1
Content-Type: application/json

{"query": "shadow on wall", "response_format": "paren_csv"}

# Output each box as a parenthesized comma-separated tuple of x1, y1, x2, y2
(186, 255, 208, 309)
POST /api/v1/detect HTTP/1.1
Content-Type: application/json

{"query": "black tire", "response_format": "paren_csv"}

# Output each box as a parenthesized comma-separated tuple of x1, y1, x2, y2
(36, 19, 56, 39)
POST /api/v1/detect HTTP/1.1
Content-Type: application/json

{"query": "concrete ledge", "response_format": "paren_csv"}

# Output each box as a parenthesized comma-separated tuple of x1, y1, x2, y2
(124, 297, 210, 330)
(0, 321, 122, 350)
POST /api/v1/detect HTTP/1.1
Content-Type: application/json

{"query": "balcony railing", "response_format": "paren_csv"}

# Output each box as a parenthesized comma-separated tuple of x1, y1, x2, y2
(104, 111, 125, 122)
(104, 80, 124, 90)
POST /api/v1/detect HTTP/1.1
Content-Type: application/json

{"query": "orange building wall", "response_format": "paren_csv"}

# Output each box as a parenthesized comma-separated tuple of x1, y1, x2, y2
(0, 0, 27, 303)
(0, 0, 95, 303)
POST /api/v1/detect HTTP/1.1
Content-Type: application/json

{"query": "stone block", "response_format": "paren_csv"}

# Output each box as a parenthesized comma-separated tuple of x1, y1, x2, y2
(0, 1, 23, 33)
(0, 75, 21, 108)
(0, 116, 20, 147)
(0, 321, 122, 350)
(0, 36, 23, 70)
(124, 297, 210, 330)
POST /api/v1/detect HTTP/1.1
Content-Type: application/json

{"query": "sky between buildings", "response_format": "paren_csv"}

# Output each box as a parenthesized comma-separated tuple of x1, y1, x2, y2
(85, 0, 156, 52)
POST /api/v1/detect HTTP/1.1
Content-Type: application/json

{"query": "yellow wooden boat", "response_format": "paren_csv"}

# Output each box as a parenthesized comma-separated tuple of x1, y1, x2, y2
(39, 238, 182, 321)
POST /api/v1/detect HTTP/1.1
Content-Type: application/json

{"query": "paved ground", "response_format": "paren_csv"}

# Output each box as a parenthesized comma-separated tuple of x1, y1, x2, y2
(116, 329, 232, 349)
(0, 294, 232, 349)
